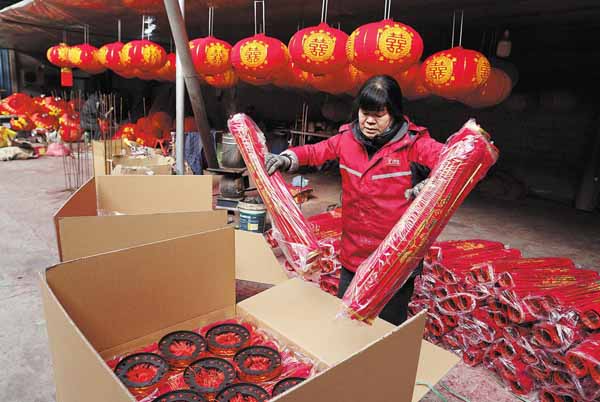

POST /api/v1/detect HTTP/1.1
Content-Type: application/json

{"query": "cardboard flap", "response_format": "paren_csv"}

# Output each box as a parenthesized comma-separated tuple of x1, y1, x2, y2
(239, 278, 401, 367)
(40, 276, 134, 402)
(95, 175, 213, 214)
(412, 341, 459, 401)
(235, 230, 289, 285)
(59, 210, 228, 261)
(45, 228, 236, 352)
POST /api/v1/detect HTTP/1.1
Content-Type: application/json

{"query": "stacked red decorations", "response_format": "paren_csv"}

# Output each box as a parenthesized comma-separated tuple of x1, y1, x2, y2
(106, 319, 316, 402)
(411, 239, 600, 400)
(341, 119, 499, 324)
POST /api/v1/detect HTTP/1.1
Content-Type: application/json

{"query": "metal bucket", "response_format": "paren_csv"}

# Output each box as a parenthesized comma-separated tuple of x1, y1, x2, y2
(238, 201, 267, 233)
(221, 132, 245, 168)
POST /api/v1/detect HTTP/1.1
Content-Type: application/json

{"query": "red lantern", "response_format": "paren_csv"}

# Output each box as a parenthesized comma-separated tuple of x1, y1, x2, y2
(148, 112, 172, 138)
(42, 97, 69, 117)
(288, 23, 348, 75)
(2, 93, 33, 115)
(347, 19, 423, 75)
(47, 43, 73, 68)
(231, 33, 288, 79)
(136, 116, 162, 140)
(68, 44, 104, 73)
(237, 71, 272, 86)
(121, 40, 167, 72)
(422, 47, 491, 99)
(205, 69, 238, 88)
(308, 65, 357, 95)
(31, 113, 59, 130)
(59, 113, 82, 142)
(122, 0, 163, 13)
(155, 53, 176, 81)
(190, 36, 232, 75)
(10, 115, 35, 131)
(114, 123, 137, 140)
(98, 41, 126, 72)
(461, 68, 512, 108)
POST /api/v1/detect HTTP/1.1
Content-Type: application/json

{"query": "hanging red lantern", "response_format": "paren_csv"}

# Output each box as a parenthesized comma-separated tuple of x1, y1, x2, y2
(122, 0, 163, 14)
(308, 65, 357, 95)
(59, 113, 82, 142)
(231, 33, 288, 79)
(237, 71, 273, 86)
(98, 41, 126, 72)
(68, 43, 104, 73)
(120, 40, 167, 72)
(113, 123, 138, 140)
(461, 68, 512, 108)
(422, 47, 491, 99)
(347, 19, 423, 75)
(155, 53, 176, 81)
(47, 43, 73, 68)
(288, 23, 348, 75)
(190, 36, 232, 75)
(2, 93, 33, 115)
(204, 69, 238, 88)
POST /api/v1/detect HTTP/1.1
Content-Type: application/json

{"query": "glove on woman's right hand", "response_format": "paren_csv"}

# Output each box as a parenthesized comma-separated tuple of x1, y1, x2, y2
(265, 153, 292, 175)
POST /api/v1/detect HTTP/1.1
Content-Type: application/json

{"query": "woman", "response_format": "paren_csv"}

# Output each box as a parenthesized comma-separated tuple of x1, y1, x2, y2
(265, 75, 443, 325)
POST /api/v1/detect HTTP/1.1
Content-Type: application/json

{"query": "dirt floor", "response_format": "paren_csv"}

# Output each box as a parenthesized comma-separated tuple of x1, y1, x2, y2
(1, 157, 599, 402)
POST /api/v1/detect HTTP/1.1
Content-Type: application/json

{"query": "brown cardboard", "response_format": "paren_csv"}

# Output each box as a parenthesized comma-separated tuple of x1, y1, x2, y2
(53, 175, 214, 261)
(235, 230, 289, 285)
(42, 227, 453, 402)
(92, 139, 125, 176)
(111, 154, 173, 176)
(412, 341, 459, 401)
(59, 210, 228, 261)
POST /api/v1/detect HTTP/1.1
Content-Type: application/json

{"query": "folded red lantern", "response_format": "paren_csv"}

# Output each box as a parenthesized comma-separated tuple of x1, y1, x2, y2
(231, 34, 289, 79)
(347, 19, 423, 75)
(342, 120, 499, 324)
(2, 93, 33, 115)
(422, 47, 491, 99)
(227, 114, 322, 275)
(288, 23, 348, 75)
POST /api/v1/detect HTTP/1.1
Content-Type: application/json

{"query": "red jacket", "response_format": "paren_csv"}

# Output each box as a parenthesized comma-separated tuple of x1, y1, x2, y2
(288, 117, 443, 272)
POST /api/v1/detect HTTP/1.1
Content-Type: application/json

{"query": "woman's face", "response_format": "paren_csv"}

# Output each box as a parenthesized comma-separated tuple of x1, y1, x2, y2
(358, 108, 393, 138)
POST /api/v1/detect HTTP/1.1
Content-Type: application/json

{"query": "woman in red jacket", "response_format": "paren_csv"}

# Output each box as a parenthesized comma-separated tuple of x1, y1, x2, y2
(266, 75, 443, 325)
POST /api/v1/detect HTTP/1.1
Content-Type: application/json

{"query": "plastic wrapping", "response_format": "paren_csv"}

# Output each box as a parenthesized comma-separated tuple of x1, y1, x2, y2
(105, 318, 319, 401)
(227, 114, 322, 276)
(342, 119, 499, 324)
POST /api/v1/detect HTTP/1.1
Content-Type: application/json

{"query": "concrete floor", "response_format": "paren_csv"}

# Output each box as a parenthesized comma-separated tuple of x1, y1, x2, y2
(0, 157, 599, 402)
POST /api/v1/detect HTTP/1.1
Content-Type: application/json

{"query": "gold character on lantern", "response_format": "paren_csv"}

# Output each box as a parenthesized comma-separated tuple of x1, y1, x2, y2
(426, 55, 455, 85)
(378, 26, 412, 60)
(240, 41, 268, 68)
(206, 43, 229, 66)
(302, 31, 336, 62)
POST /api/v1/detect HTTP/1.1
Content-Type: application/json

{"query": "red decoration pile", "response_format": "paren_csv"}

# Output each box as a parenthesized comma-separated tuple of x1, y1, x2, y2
(411, 239, 600, 400)
(106, 319, 315, 401)
(341, 120, 499, 324)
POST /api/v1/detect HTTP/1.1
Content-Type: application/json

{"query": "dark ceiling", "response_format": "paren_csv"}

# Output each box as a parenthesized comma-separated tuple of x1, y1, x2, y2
(1, 0, 600, 91)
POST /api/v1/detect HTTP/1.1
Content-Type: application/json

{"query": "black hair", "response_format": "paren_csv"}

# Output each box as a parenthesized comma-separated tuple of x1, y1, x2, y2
(353, 75, 404, 124)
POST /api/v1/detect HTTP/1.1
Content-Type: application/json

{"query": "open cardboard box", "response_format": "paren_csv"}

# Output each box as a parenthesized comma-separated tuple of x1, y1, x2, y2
(111, 154, 174, 176)
(41, 227, 457, 402)
(53, 175, 216, 261)
(92, 139, 126, 176)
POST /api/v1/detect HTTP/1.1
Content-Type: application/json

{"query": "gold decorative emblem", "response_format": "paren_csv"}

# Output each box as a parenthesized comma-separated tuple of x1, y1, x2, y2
(97, 47, 108, 64)
(475, 56, 491, 85)
(240, 40, 268, 68)
(205, 42, 229, 66)
(68, 47, 82, 65)
(141, 44, 162, 64)
(377, 25, 412, 60)
(120, 43, 132, 65)
(425, 54, 455, 85)
(302, 30, 336, 63)
(346, 29, 358, 61)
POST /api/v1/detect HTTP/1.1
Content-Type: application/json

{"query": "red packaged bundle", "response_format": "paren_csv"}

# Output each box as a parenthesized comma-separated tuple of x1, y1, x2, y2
(468, 257, 576, 285)
(426, 239, 505, 264)
(227, 114, 321, 275)
(342, 120, 499, 323)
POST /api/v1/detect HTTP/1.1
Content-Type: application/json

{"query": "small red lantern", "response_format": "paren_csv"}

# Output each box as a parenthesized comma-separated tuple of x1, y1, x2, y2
(461, 68, 512, 108)
(120, 40, 167, 72)
(205, 69, 238, 88)
(231, 33, 288, 79)
(47, 43, 73, 68)
(155, 53, 176, 81)
(113, 123, 138, 140)
(347, 19, 423, 75)
(98, 41, 126, 72)
(59, 113, 82, 142)
(68, 44, 104, 73)
(288, 23, 348, 75)
(422, 47, 491, 99)
(190, 37, 232, 75)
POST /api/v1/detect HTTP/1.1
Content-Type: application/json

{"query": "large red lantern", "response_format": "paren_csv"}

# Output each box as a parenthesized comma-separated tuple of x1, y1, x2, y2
(288, 23, 348, 75)
(231, 33, 288, 79)
(422, 47, 491, 99)
(68, 44, 104, 73)
(155, 53, 176, 81)
(120, 40, 167, 72)
(59, 113, 82, 142)
(461, 68, 512, 108)
(47, 43, 73, 68)
(204, 69, 238, 88)
(347, 19, 423, 75)
(98, 41, 126, 72)
(190, 37, 232, 75)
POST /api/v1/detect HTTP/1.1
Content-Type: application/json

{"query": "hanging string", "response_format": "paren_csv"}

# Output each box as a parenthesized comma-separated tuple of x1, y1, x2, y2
(384, 0, 392, 20)
(459, 10, 464, 47)
(320, 0, 329, 23)
(141, 14, 146, 40)
(254, 1, 265, 34)
(451, 11, 456, 47)
(62, 30, 67, 44)
(208, 6, 214, 37)
(118, 19, 122, 42)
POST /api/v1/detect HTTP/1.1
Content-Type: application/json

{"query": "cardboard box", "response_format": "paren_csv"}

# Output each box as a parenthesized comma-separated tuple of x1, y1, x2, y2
(92, 139, 125, 176)
(53, 175, 215, 261)
(111, 154, 174, 176)
(41, 227, 457, 402)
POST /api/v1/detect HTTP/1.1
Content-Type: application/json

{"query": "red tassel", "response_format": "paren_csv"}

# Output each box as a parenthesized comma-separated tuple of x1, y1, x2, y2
(60, 68, 73, 87)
